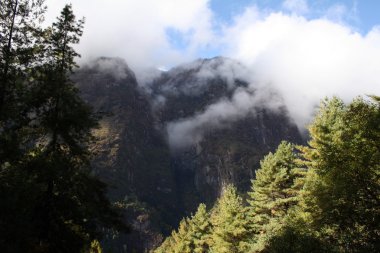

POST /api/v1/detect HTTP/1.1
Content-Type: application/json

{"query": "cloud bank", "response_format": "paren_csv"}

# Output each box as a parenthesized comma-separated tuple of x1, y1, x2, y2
(45, 0, 214, 72)
(167, 84, 284, 149)
(45, 0, 380, 146)
(222, 7, 380, 127)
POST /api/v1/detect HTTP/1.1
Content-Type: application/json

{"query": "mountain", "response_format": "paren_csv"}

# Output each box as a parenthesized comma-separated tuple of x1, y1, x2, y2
(73, 58, 177, 251)
(148, 56, 303, 209)
(73, 56, 303, 252)
(74, 57, 176, 206)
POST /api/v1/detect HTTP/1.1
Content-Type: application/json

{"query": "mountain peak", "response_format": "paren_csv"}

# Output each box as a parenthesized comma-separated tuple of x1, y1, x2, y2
(83, 57, 135, 81)
(148, 56, 252, 100)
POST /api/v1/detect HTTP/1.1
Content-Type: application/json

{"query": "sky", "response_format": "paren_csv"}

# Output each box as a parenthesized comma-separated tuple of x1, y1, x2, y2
(45, 0, 380, 131)
(45, 0, 380, 68)
(211, 0, 380, 33)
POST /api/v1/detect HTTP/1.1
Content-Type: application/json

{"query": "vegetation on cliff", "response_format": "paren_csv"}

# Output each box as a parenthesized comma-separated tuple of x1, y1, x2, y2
(155, 96, 380, 253)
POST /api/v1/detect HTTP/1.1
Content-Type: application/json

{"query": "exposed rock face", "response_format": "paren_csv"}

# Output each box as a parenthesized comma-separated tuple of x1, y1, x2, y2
(194, 110, 301, 204)
(73, 56, 303, 252)
(74, 57, 176, 208)
(73, 58, 178, 252)
(149, 57, 303, 208)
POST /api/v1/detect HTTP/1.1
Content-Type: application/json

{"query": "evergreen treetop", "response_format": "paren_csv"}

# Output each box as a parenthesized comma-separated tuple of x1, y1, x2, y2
(209, 184, 250, 253)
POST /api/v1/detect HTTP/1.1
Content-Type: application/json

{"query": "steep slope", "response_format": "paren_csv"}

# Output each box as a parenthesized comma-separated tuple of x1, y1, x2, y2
(149, 57, 250, 122)
(74, 57, 176, 207)
(149, 57, 303, 208)
(73, 57, 178, 251)
(73, 56, 304, 252)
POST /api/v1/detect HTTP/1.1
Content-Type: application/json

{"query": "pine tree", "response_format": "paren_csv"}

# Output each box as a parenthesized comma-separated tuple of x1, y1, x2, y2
(188, 203, 211, 253)
(0, 1, 48, 252)
(300, 96, 380, 252)
(0, 0, 46, 165)
(209, 184, 250, 253)
(1, 4, 126, 252)
(154, 218, 193, 253)
(26, 5, 125, 252)
(246, 141, 305, 251)
(172, 218, 193, 253)
(0, 0, 46, 110)
(154, 236, 176, 253)
(154, 203, 211, 253)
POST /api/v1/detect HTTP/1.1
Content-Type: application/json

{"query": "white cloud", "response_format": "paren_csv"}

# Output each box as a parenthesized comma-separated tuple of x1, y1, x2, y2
(222, 9, 380, 128)
(44, 0, 214, 74)
(156, 57, 285, 149)
(167, 85, 283, 149)
(45, 0, 380, 137)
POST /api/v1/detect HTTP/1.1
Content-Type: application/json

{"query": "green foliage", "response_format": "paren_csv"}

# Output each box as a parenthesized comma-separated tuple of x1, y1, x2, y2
(246, 141, 306, 251)
(154, 203, 211, 253)
(0, 2, 125, 252)
(188, 204, 211, 253)
(300, 96, 380, 252)
(0, 1, 47, 251)
(172, 218, 193, 252)
(154, 236, 176, 253)
(155, 96, 380, 253)
(261, 225, 330, 253)
(0, 0, 46, 166)
(209, 184, 250, 253)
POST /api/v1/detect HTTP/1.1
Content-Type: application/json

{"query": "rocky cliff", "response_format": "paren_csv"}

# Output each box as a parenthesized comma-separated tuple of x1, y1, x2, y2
(73, 58, 177, 251)
(148, 57, 303, 209)
(74, 56, 303, 252)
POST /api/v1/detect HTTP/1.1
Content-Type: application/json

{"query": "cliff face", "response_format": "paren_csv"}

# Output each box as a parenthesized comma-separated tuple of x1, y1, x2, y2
(73, 58, 178, 252)
(193, 110, 302, 204)
(73, 58, 176, 208)
(73, 56, 303, 252)
(148, 57, 303, 209)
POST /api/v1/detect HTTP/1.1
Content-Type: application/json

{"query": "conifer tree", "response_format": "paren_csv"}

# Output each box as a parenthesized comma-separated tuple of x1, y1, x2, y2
(154, 218, 193, 253)
(154, 203, 211, 253)
(1, 4, 125, 252)
(0, 0, 46, 165)
(171, 218, 193, 253)
(300, 97, 380, 252)
(188, 203, 211, 253)
(154, 235, 176, 253)
(0, 0, 46, 108)
(209, 184, 250, 253)
(246, 141, 305, 251)
(28, 5, 125, 252)
(0, 1, 47, 251)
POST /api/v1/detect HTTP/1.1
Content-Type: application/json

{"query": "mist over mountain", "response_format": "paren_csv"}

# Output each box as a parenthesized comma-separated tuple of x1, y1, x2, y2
(73, 56, 303, 252)
(45, 1, 380, 132)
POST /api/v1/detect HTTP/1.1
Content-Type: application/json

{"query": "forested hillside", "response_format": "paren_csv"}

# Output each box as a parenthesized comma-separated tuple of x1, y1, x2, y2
(155, 97, 380, 253)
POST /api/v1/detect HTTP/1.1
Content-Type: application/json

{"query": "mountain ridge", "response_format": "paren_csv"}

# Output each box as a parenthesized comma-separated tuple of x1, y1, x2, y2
(74, 56, 304, 252)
